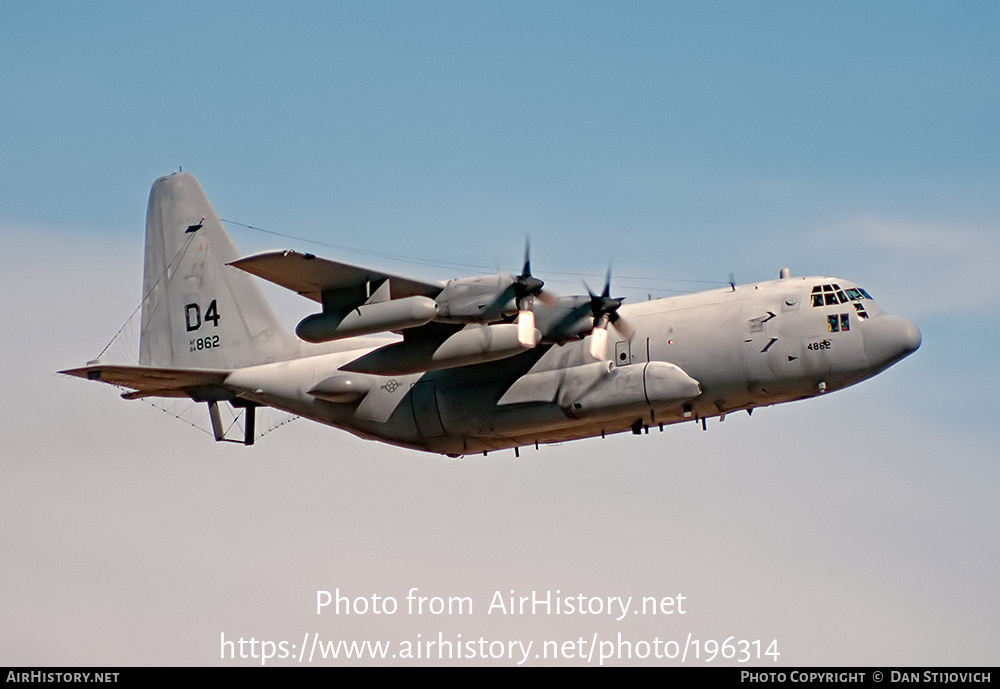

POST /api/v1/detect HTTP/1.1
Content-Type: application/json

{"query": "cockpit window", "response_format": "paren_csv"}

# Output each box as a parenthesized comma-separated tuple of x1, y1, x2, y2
(812, 284, 872, 310)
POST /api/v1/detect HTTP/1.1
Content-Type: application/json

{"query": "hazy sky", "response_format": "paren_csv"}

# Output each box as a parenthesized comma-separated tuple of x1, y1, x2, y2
(3, 1, 998, 666)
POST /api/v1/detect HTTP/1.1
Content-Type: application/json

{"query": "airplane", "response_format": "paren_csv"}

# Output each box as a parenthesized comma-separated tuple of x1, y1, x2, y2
(60, 172, 921, 457)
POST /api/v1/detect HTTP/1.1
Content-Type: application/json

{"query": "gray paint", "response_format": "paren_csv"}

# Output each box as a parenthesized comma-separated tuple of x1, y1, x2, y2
(64, 173, 921, 457)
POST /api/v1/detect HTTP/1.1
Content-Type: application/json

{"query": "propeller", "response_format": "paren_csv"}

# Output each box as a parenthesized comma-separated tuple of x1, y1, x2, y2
(511, 241, 556, 306)
(587, 268, 633, 359)
(512, 241, 555, 346)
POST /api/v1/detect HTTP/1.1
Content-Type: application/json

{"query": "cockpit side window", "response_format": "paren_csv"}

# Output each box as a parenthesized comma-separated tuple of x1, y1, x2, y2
(827, 313, 852, 332)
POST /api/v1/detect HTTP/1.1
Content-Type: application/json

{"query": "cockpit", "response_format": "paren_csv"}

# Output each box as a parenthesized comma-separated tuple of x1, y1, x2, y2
(810, 283, 873, 320)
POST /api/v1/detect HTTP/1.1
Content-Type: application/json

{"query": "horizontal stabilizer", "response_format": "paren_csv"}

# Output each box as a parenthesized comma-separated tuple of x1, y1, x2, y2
(59, 364, 229, 400)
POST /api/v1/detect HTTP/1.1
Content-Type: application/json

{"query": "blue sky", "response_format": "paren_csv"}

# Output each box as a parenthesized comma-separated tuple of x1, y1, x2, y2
(3, 2, 998, 665)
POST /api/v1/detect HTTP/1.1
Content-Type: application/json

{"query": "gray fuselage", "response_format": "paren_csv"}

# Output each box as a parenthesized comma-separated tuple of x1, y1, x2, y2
(225, 274, 920, 456)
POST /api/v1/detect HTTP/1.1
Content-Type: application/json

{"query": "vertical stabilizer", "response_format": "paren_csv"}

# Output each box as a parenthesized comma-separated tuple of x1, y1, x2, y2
(139, 172, 295, 369)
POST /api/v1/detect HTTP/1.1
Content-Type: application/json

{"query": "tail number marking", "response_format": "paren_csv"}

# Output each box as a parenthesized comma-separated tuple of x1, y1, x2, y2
(185, 299, 222, 352)
(185, 299, 220, 331)
(190, 335, 220, 352)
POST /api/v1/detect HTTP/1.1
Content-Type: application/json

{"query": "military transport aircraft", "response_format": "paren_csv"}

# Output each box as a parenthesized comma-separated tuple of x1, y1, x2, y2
(61, 172, 921, 456)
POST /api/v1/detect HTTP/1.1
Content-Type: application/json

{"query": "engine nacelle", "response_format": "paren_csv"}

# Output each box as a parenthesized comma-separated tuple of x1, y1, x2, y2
(336, 323, 542, 376)
(530, 295, 597, 342)
(434, 275, 516, 323)
(431, 324, 540, 368)
(296, 296, 439, 343)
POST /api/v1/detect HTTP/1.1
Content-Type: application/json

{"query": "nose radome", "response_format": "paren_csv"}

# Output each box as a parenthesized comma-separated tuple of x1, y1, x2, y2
(899, 317, 922, 354)
(863, 314, 921, 368)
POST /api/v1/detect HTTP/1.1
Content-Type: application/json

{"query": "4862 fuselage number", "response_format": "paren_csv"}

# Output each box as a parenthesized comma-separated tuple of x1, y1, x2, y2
(190, 335, 220, 352)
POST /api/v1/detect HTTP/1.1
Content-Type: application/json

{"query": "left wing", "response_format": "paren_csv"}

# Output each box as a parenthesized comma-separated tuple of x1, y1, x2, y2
(229, 250, 444, 304)
(231, 250, 447, 343)
(228, 248, 602, 373)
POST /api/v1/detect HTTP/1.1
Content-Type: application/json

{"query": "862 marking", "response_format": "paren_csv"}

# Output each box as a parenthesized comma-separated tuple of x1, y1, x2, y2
(190, 335, 220, 352)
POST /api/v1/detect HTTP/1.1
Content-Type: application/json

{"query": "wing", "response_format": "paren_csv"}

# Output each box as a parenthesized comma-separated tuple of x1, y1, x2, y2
(228, 250, 550, 373)
(229, 250, 444, 304)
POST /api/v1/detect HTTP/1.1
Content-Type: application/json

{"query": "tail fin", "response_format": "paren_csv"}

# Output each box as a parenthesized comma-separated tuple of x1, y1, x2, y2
(139, 172, 296, 369)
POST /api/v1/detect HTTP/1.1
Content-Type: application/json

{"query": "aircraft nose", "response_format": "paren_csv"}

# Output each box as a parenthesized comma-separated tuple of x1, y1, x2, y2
(863, 314, 921, 369)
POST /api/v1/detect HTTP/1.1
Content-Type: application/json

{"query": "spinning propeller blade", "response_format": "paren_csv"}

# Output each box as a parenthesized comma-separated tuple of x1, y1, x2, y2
(586, 268, 632, 358)
(512, 241, 555, 308)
